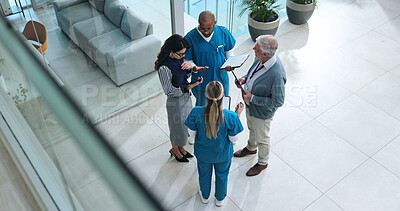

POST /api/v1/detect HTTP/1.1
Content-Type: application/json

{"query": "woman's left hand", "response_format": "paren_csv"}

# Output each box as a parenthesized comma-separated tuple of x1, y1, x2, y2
(187, 77, 203, 90)
(181, 61, 192, 70)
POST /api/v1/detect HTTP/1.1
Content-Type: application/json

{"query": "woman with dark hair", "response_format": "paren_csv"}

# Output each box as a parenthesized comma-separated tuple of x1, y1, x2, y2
(184, 81, 244, 206)
(155, 34, 207, 162)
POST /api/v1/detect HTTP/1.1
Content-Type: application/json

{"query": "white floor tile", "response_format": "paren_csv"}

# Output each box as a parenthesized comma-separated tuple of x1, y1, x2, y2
(96, 106, 168, 162)
(138, 93, 170, 135)
(152, 19, 172, 41)
(143, 0, 171, 20)
(278, 27, 329, 65)
(17, 97, 54, 145)
(375, 15, 400, 44)
(230, 138, 257, 174)
(299, 0, 353, 25)
(277, 47, 314, 77)
(120, 71, 163, 107)
(67, 76, 134, 121)
(171, 190, 241, 211)
(127, 142, 198, 210)
(305, 8, 370, 42)
(314, 0, 353, 14)
(335, 0, 400, 30)
(269, 102, 312, 144)
(227, 155, 321, 211)
(275, 18, 302, 38)
(391, 65, 400, 77)
(49, 52, 104, 91)
(303, 195, 343, 211)
(357, 72, 400, 120)
(10, 7, 59, 32)
(274, 120, 367, 192)
(45, 137, 100, 192)
(128, 1, 168, 26)
(327, 159, 400, 211)
(279, 11, 369, 65)
(317, 95, 400, 156)
(233, 35, 256, 56)
(45, 28, 80, 62)
(345, 31, 400, 70)
(308, 48, 386, 92)
(74, 178, 126, 211)
(373, 135, 400, 177)
(184, 13, 198, 35)
(286, 70, 351, 118)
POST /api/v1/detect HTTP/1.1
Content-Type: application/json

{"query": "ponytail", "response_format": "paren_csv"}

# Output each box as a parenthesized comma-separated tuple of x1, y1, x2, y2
(204, 81, 224, 139)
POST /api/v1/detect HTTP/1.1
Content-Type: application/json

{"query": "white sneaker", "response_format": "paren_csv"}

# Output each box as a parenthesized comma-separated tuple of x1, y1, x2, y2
(198, 187, 209, 204)
(215, 198, 225, 207)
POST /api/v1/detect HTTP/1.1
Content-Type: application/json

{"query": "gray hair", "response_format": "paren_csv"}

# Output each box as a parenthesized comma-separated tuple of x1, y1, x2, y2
(256, 35, 278, 57)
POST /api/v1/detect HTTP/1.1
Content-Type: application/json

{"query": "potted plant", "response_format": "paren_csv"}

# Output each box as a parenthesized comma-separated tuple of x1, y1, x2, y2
(0, 57, 29, 105)
(286, 0, 317, 25)
(239, 0, 281, 42)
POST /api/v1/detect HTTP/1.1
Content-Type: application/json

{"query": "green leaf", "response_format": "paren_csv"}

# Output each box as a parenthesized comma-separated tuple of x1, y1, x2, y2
(239, 0, 280, 22)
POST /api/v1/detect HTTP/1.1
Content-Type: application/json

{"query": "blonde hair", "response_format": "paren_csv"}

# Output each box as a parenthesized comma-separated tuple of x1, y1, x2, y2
(204, 81, 224, 139)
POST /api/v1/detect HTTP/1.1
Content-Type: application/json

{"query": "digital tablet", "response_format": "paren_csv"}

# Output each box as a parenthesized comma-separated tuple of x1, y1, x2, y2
(222, 96, 231, 110)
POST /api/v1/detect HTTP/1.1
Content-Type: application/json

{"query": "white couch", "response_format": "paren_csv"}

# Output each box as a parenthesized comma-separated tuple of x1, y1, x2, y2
(53, 0, 161, 86)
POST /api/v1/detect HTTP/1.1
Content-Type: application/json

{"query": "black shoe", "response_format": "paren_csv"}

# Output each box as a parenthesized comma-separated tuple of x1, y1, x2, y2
(182, 151, 194, 158)
(179, 148, 194, 158)
(169, 149, 189, 162)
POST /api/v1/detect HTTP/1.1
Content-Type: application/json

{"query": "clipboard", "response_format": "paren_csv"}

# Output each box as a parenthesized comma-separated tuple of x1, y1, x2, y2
(220, 54, 250, 69)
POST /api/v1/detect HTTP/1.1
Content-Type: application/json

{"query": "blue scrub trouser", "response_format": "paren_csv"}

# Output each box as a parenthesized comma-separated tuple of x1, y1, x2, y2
(197, 159, 232, 201)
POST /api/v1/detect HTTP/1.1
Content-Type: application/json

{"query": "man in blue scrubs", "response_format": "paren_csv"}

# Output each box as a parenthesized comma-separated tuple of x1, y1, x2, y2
(185, 11, 236, 106)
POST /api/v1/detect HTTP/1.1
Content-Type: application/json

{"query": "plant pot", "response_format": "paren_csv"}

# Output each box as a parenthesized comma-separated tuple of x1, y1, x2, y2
(286, 0, 315, 25)
(248, 11, 280, 42)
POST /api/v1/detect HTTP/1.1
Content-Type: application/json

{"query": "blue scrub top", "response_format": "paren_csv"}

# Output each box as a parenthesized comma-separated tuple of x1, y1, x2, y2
(184, 106, 243, 163)
(184, 25, 236, 106)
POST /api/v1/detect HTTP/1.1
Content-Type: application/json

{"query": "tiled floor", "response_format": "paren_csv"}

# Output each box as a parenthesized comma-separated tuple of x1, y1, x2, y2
(4, 0, 400, 210)
(122, 0, 400, 210)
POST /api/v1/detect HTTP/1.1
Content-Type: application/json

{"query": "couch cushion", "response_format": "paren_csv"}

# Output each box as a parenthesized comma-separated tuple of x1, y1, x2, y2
(53, 0, 87, 12)
(57, 2, 101, 37)
(120, 8, 150, 41)
(104, 0, 127, 27)
(87, 29, 131, 71)
(88, 0, 105, 13)
(73, 15, 118, 54)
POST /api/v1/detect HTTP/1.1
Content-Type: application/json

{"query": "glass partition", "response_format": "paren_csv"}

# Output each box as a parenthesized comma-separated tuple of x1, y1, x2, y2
(0, 15, 164, 211)
(5, 0, 170, 125)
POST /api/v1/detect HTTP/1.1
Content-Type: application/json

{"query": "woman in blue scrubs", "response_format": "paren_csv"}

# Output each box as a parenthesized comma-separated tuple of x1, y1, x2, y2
(185, 81, 244, 206)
